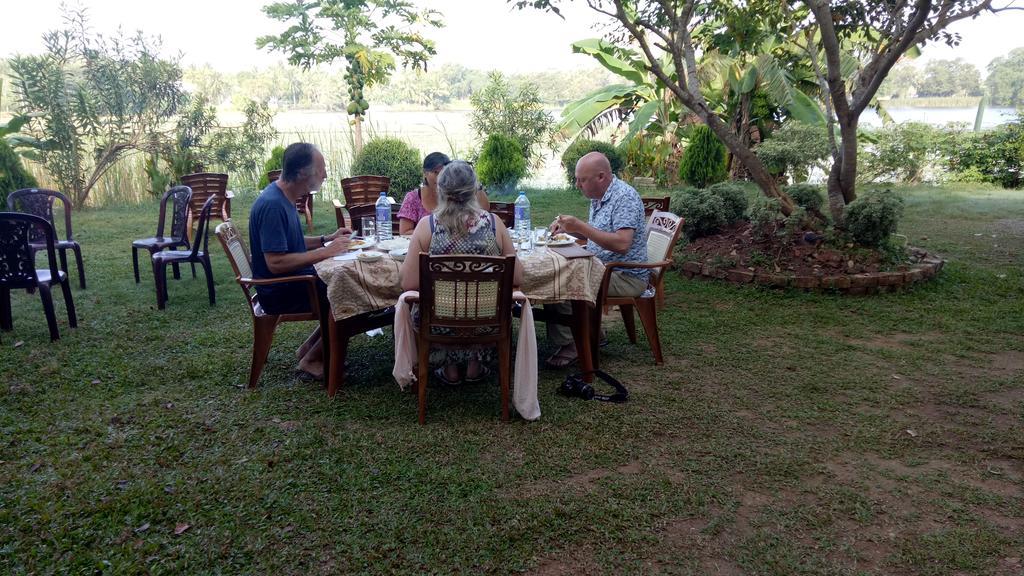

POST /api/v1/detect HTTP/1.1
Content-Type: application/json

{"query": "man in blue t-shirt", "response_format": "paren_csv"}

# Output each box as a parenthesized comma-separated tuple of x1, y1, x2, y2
(250, 142, 351, 378)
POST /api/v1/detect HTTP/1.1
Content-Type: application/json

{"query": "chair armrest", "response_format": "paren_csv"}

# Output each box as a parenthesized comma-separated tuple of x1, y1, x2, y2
(597, 260, 672, 300)
(240, 274, 323, 317)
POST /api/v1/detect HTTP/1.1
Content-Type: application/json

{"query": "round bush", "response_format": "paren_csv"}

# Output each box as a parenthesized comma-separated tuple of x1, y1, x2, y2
(843, 188, 905, 247)
(350, 137, 422, 202)
(679, 125, 727, 188)
(0, 139, 38, 209)
(671, 187, 728, 240)
(560, 139, 625, 185)
(477, 133, 528, 195)
(258, 145, 286, 189)
(784, 183, 825, 213)
(706, 181, 748, 223)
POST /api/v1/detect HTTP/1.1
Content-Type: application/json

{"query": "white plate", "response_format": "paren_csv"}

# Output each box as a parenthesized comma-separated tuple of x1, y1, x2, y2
(377, 237, 409, 251)
(347, 237, 377, 251)
(545, 234, 577, 247)
(389, 247, 408, 261)
(356, 251, 382, 262)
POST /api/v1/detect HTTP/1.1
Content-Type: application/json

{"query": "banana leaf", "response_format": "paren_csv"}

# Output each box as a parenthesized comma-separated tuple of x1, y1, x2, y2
(572, 39, 646, 85)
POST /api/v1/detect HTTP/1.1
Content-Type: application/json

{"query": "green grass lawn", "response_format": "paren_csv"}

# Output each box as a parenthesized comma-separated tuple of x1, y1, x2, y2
(1, 184, 1022, 575)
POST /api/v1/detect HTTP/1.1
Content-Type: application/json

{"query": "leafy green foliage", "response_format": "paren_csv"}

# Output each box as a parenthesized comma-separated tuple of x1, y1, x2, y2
(259, 146, 286, 190)
(168, 94, 218, 181)
(755, 121, 831, 183)
(559, 139, 624, 185)
(944, 119, 1024, 188)
(859, 122, 945, 184)
(748, 195, 784, 240)
(679, 125, 727, 188)
(206, 101, 278, 189)
(0, 138, 38, 208)
(350, 137, 421, 202)
(784, 183, 825, 213)
(706, 182, 749, 223)
(843, 188, 905, 247)
(469, 72, 554, 170)
(619, 133, 682, 187)
(8, 8, 186, 206)
(985, 47, 1024, 107)
(671, 187, 727, 240)
(919, 58, 981, 97)
(476, 134, 527, 195)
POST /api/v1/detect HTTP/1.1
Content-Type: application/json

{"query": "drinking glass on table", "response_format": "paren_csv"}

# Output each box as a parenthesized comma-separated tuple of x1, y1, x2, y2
(360, 217, 376, 241)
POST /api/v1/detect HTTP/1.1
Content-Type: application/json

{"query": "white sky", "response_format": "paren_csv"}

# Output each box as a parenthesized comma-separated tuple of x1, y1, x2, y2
(1, 1, 1022, 75)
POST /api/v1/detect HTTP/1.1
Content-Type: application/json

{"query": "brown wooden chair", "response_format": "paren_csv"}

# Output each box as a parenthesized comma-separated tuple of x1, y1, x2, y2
(641, 196, 671, 220)
(152, 196, 217, 310)
(488, 201, 514, 228)
(180, 172, 230, 241)
(7, 188, 86, 289)
(341, 175, 390, 205)
(415, 253, 516, 424)
(0, 212, 77, 341)
(268, 168, 315, 233)
(592, 211, 683, 366)
(215, 220, 327, 388)
(333, 201, 400, 236)
(131, 185, 192, 284)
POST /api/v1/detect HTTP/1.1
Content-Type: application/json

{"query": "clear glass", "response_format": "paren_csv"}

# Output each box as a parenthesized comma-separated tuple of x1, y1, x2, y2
(361, 217, 376, 241)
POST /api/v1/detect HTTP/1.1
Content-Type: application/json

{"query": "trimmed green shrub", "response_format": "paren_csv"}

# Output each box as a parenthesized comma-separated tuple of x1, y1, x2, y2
(749, 195, 784, 240)
(560, 139, 625, 185)
(477, 133, 528, 195)
(843, 188, 905, 247)
(0, 139, 37, 209)
(258, 145, 286, 189)
(706, 181, 748, 223)
(944, 119, 1024, 188)
(671, 187, 727, 240)
(859, 122, 944, 184)
(350, 137, 422, 202)
(755, 121, 830, 182)
(679, 125, 727, 188)
(784, 183, 825, 213)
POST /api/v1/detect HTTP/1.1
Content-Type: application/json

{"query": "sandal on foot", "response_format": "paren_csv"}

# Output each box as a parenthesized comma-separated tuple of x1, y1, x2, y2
(433, 366, 463, 386)
(464, 365, 493, 384)
(544, 351, 578, 369)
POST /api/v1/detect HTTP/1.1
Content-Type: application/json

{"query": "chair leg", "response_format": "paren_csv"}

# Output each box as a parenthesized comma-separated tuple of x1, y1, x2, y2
(249, 317, 279, 388)
(619, 303, 637, 344)
(0, 288, 12, 331)
(60, 279, 77, 328)
(38, 284, 59, 341)
(190, 262, 197, 278)
(72, 245, 85, 289)
(498, 338, 511, 422)
(58, 248, 69, 279)
(200, 257, 215, 306)
(153, 260, 167, 309)
(417, 339, 430, 425)
(132, 247, 141, 283)
(656, 276, 666, 310)
(635, 299, 664, 365)
(172, 262, 181, 280)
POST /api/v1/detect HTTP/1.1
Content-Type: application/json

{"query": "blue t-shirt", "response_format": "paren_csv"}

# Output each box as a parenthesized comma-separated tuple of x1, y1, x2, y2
(249, 182, 314, 306)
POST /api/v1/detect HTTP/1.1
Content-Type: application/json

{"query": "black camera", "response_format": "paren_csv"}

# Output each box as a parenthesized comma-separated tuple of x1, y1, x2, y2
(559, 375, 595, 400)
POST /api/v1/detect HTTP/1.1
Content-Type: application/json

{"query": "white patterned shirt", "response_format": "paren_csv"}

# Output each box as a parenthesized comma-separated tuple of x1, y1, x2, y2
(587, 177, 649, 282)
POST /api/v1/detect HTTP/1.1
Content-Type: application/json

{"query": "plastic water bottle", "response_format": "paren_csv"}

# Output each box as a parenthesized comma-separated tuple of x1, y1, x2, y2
(375, 192, 393, 241)
(514, 190, 532, 254)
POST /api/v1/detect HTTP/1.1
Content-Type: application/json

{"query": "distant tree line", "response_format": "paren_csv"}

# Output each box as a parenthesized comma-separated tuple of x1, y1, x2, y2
(878, 48, 1024, 106)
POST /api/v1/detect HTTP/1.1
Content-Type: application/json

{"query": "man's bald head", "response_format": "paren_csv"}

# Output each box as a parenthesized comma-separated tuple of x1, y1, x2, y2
(574, 151, 613, 200)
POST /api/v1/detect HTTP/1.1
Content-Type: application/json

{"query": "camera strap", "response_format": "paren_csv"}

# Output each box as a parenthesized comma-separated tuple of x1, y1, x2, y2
(567, 370, 629, 403)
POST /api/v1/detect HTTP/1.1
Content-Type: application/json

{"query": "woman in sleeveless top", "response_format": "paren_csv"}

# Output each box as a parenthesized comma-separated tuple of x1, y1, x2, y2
(397, 152, 490, 236)
(400, 160, 522, 385)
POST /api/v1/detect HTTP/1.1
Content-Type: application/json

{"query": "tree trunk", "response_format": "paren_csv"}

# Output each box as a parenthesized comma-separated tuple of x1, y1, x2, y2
(353, 115, 364, 156)
(826, 114, 859, 225)
(703, 112, 796, 215)
(729, 92, 753, 180)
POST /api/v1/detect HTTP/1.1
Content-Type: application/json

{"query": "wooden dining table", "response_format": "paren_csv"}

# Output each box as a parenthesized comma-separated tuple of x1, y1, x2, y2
(313, 241, 607, 396)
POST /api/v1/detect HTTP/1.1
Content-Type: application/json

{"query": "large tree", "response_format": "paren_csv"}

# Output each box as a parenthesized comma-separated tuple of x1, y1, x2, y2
(514, 0, 1019, 224)
(919, 58, 981, 97)
(986, 47, 1024, 107)
(9, 8, 186, 206)
(257, 0, 442, 153)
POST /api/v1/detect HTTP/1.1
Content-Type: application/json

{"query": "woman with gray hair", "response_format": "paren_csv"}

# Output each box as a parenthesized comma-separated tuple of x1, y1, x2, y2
(400, 160, 522, 385)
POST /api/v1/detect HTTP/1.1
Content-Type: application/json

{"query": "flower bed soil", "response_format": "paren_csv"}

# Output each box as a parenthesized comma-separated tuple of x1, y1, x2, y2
(678, 222, 944, 294)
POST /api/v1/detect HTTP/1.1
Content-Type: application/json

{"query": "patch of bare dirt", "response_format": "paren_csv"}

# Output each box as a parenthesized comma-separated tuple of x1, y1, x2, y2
(841, 331, 944, 352)
(992, 218, 1024, 237)
(515, 460, 645, 499)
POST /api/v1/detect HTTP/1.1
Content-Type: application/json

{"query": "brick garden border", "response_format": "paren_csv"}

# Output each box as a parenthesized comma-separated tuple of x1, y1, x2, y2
(678, 250, 945, 294)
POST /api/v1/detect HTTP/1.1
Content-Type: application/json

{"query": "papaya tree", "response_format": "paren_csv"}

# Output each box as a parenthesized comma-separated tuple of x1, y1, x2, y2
(257, 0, 443, 154)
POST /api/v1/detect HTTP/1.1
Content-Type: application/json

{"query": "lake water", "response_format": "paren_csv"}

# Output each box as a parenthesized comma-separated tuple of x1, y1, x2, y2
(861, 106, 1018, 129)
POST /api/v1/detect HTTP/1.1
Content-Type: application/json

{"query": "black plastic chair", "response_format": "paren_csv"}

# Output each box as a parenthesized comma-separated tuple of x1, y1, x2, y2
(132, 186, 193, 284)
(7, 189, 86, 289)
(151, 196, 216, 310)
(0, 212, 78, 341)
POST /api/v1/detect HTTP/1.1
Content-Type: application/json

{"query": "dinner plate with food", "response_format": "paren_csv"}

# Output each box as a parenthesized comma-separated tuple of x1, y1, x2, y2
(540, 233, 576, 247)
(376, 237, 410, 252)
(346, 236, 377, 251)
(356, 251, 383, 263)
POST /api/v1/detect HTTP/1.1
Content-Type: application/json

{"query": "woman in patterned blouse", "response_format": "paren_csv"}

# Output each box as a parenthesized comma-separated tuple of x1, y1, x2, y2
(397, 152, 489, 235)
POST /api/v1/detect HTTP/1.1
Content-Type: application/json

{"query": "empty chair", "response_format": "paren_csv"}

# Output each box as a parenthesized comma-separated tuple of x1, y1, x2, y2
(344, 202, 400, 236)
(341, 175, 390, 205)
(641, 196, 671, 219)
(268, 168, 314, 232)
(151, 196, 217, 310)
(180, 172, 230, 240)
(415, 254, 516, 424)
(7, 188, 86, 289)
(593, 210, 683, 366)
(131, 185, 192, 284)
(0, 212, 77, 341)
(488, 201, 514, 228)
(215, 220, 327, 388)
